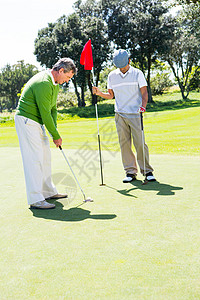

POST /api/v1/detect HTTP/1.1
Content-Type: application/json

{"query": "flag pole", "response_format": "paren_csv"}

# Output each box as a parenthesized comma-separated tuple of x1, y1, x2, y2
(91, 67, 95, 85)
(92, 67, 105, 186)
(95, 103, 104, 186)
(80, 39, 105, 186)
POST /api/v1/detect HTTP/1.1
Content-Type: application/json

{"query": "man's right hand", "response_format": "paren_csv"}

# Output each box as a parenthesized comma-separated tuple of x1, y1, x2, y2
(53, 137, 62, 147)
(92, 86, 100, 95)
(92, 87, 114, 100)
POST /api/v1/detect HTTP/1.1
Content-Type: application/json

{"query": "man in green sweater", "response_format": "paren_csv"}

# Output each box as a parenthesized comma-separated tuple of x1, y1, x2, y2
(15, 58, 77, 209)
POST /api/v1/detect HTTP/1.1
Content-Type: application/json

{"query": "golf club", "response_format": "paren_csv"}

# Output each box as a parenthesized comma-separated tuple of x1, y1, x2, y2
(59, 146, 93, 202)
(140, 113, 148, 185)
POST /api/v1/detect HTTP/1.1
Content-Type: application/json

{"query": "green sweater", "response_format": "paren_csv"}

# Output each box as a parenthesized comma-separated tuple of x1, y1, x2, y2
(16, 71, 60, 140)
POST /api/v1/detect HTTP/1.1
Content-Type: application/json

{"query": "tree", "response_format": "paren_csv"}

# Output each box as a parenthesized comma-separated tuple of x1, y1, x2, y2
(102, 0, 129, 49)
(150, 60, 173, 95)
(175, 0, 199, 4)
(0, 61, 38, 110)
(54, 14, 90, 106)
(34, 14, 87, 107)
(34, 22, 58, 67)
(180, 2, 200, 39)
(162, 5, 200, 99)
(35, 7, 111, 106)
(165, 32, 199, 99)
(74, 0, 111, 104)
(102, 0, 176, 102)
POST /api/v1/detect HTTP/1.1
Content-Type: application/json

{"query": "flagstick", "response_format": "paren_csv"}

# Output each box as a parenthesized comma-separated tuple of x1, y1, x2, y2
(92, 68, 105, 186)
(91, 67, 95, 85)
(95, 103, 105, 185)
(80, 40, 105, 186)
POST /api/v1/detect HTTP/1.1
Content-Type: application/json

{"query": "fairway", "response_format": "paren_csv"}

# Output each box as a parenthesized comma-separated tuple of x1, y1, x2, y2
(1, 106, 200, 156)
(0, 107, 200, 299)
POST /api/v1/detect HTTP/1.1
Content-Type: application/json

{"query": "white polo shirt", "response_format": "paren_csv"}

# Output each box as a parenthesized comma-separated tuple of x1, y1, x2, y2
(107, 66, 147, 114)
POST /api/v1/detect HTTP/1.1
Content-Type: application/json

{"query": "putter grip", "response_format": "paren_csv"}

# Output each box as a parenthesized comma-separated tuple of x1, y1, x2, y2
(140, 113, 144, 130)
(59, 146, 62, 150)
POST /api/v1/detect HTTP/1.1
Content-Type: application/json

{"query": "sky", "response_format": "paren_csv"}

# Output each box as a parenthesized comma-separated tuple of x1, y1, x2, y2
(0, 0, 76, 70)
(0, 0, 180, 71)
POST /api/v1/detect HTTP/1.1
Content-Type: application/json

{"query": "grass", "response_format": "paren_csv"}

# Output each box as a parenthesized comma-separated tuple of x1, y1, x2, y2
(1, 105, 200, 156)
(0, 149, 200, 299)
(1, 91, 200, 299)
(58, 91, 200, 118)
(1, 91, 200, 123)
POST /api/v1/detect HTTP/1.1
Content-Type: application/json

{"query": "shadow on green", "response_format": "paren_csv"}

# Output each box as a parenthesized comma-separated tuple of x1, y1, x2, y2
(106, 180, 183, 197)
(30, 201, 117, 222)
(131, 180, 183, 195)
(105, 185, 138, 198)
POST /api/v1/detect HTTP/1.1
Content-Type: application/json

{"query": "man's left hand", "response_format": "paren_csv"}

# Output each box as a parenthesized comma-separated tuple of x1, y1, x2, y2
(138, 106, 146, 113)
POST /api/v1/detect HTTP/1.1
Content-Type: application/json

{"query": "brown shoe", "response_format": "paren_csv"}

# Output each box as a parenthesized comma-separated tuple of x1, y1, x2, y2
(46, 193, 68, 200)
(30, 200, 56, 209)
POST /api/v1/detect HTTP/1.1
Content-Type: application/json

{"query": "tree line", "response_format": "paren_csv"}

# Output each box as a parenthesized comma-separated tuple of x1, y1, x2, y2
(0, 61, 38, 112)
(34, 0, 200, 105)
(0, 0, 199, 110)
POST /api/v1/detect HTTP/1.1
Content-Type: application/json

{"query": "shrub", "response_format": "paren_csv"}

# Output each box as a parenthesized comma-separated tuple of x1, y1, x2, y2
(57, 90, 76, 108)
(189, 67, 200, 92)
(58, 103, 115, 118)
(150, 73, 173, 95)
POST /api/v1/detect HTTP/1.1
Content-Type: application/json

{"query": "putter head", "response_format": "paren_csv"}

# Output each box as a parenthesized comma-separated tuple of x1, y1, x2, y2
(142, 179, 148, 185)
(83, 197, 94, 202)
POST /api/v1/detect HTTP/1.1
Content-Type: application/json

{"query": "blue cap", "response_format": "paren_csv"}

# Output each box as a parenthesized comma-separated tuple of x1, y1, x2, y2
(113, 49, 129, 68)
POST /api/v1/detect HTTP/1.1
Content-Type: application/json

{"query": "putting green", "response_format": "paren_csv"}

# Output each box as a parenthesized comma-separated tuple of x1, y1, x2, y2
(0, 147, 200, 299)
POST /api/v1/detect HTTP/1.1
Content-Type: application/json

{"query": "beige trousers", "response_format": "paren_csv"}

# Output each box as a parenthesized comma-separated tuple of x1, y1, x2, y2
(115, 113, 154, 175)
(15, 115, 57, 205)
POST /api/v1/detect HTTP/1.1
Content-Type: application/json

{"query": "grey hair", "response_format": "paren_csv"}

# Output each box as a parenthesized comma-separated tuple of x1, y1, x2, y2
(52, 58, 77, 75)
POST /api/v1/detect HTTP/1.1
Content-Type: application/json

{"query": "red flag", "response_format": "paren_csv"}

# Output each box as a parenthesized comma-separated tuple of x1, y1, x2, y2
(80, 39, 94, 70)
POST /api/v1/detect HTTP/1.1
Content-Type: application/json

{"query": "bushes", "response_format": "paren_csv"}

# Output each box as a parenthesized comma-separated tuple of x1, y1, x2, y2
(150, 73, 173, 95)
(57, 90, 77, 108)
(189, 67, 200, 91)
(58, 103, 115, 118)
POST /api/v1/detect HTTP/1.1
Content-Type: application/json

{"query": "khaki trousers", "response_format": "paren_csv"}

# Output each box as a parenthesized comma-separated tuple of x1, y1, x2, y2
(115, 113, 154, 175)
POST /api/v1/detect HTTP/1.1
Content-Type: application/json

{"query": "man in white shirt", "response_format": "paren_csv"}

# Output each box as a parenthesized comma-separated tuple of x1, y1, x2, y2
(93, 49, 155, 183)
